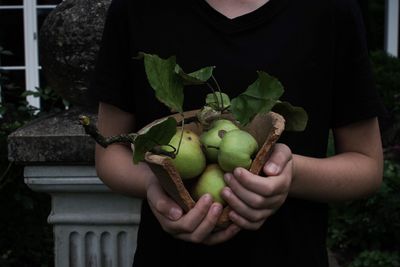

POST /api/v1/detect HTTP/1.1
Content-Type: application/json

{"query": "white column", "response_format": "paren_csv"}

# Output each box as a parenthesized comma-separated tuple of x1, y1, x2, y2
(23, 0, 40, 109)
(385, 0, 399, 57)
(24, 165, 142, 267)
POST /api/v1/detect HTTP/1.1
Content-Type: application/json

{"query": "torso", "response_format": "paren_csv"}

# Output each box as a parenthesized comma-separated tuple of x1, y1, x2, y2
(128, 1, 333, 265)
(96, 0, 376, 266)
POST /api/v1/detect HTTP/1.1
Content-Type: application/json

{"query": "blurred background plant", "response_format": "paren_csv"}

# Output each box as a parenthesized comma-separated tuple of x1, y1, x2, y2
(370, 50, 400, 161)
(0, 45, 67, 267)
(327, 12, 400, 265)
(328, 159, 400, 267)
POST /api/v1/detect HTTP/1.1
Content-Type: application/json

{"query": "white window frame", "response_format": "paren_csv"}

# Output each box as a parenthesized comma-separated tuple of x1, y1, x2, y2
(24, 0, 40, 109)
(0, 1, 58, 109)
(385, 0, 399, 57)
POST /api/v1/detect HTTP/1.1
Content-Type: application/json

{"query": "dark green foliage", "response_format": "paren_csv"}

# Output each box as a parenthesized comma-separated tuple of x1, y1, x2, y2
(348, 250, 400, 267)
(328, 160, 400, 266)
(328, 160, 400, 250)
(328, 49, 400, 266)
(370, 51, 400, 114)
(0, 110, 55, 266)
(370, 51, 400, 153)
(0, 167, 53, 267)
(0, 103, 54, 266)
(0, 46, 65, 267)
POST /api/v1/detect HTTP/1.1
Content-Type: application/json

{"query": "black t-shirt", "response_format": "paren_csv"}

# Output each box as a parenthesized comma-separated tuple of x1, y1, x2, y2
(89, 0, 384, 266)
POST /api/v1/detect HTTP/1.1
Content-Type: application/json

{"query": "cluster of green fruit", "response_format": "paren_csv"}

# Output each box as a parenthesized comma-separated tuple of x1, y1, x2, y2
(163, 119, 259, 205)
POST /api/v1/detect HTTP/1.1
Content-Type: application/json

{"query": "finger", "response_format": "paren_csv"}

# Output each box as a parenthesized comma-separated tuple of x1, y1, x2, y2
(147, 181, 183, 221)
(263, 143, 292, 176)
(227, 171, 269, 209)
(170, 194, 213, 234)
(229, 210, 273, 230)
(222, 186, 279, 221)
(175, 203, 223, 243)
(229, 164, 292, 198)
(202, 224, 241, 245)
(227, 169, 274, 197)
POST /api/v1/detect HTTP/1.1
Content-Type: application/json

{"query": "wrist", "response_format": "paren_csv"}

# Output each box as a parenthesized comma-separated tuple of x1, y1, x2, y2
(144, 167, 158, 192)
(288, 154, 301, 197)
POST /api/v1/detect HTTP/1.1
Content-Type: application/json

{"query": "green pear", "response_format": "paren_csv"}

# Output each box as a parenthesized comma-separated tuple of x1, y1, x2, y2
(162, 129, 206, 179)
(218, 129, 259, 172)
(200, 119, 239, 162)
(192, 164, 227, 205)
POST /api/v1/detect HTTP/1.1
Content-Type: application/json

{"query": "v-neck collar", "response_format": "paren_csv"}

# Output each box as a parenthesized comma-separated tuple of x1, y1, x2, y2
(190, 0, 291, 34)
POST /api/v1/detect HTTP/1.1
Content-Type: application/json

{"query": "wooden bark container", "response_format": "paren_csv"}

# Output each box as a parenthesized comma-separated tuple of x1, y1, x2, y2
(138, 110, 285, 228)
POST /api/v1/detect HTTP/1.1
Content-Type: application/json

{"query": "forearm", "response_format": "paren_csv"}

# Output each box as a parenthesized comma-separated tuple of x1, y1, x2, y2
(95, 143, 155, 198)
(290, 152, 383, 202)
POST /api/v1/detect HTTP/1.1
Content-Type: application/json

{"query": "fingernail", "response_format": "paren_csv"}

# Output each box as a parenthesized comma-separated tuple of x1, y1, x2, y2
(202, 193, 212, 204)
(212, 204, 222, 215)
(223, 187, 231, 197)
(224, 173, 232, 183)
(266, 162, 279, 174)
(234, 168, 242, 176)
(231, 225, 241, 234)
(169, 207, 182, 220)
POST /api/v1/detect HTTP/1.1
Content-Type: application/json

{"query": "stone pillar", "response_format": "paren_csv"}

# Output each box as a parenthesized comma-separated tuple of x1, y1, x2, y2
(39, 0, 112, 107)
(9, 1, 144, 265)
(8, 107, 142, 267)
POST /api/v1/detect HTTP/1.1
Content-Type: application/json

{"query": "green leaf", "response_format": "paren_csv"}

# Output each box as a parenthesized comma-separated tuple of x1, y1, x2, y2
(0, 46, 13, 56)
(138, 52, 184, 113)
(230, 71, 284, 126)
(175, 65, 215, 85)
(21, 90, 41, 97)
(272, 101, 308, 131)
(133, 117, 177, 163)
(205, 92, 230, 110)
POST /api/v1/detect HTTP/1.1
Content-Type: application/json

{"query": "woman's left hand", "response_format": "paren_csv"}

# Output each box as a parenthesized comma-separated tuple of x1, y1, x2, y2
(221, 143, 294, 230)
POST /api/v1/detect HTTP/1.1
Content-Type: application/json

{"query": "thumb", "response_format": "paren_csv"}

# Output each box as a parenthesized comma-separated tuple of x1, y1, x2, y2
(147, 181, 183, 221)
(263, 143, 292, 176)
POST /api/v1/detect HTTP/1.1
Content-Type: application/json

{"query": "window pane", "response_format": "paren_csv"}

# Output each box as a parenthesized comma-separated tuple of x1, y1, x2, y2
(0, 70, 25, 103)
(0, 9, 24, 66)
(0, 0, 22, 5)
(37, 0, 62, 5)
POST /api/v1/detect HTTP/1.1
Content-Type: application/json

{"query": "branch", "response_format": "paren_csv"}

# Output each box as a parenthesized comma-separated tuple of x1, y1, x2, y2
(78, 115, 137, 148)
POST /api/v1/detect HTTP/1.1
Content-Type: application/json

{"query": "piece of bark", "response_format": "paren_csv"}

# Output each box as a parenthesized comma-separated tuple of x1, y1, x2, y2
(139, 111, 285, 228)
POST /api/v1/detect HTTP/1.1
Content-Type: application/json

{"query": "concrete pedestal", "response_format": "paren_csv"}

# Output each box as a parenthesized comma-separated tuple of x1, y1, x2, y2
(8, 108, 142, 267)
(24, 166, 141, 267)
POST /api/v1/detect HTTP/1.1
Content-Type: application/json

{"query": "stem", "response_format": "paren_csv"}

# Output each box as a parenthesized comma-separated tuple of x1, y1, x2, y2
(151, 145, 176, 159)
(206, 82, 223, 112)
(206, 82, 217, 96)
(221, 105, 231, 113)
(176, 114, 185, 155)
(176, 115, 198, 125)
(211, 74, 224, 111)
(79, 115, 137, 148)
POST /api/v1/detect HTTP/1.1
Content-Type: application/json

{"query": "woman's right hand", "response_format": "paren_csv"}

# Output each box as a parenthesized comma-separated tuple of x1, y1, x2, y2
(146, 176, 241, 245)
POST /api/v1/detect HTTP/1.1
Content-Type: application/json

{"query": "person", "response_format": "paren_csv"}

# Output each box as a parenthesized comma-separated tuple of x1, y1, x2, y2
(89, 0, 385, 266)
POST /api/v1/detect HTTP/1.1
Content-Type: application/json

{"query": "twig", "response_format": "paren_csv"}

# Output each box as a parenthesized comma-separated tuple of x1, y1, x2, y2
(79, 115, 137, 148)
